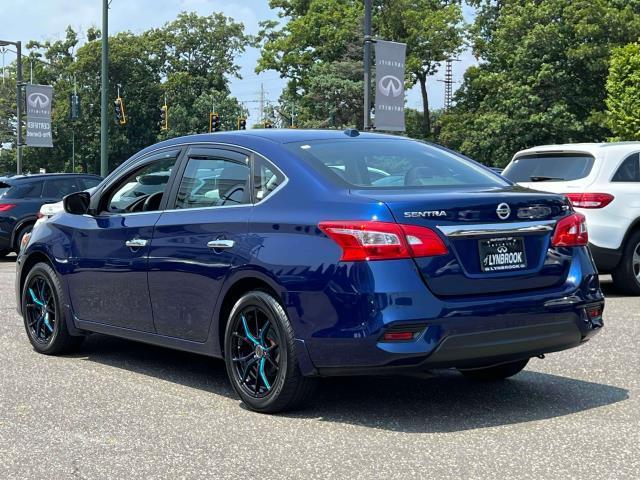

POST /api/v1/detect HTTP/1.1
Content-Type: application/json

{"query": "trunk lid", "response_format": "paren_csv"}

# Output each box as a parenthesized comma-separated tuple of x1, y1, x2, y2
(352, 185, 573, 297)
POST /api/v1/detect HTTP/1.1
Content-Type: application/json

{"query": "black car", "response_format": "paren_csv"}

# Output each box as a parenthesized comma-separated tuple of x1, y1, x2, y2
(0, 173, 102, 257)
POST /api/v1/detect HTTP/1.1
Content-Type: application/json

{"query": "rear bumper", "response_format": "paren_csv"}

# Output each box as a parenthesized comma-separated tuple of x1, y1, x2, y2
(311, 302, 602, 376)
(589, 243, 622, 273)
(289, 251, 603, 377)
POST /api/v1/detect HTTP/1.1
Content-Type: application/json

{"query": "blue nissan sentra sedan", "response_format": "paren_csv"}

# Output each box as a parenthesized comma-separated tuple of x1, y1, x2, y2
(16, 129, 604, 412)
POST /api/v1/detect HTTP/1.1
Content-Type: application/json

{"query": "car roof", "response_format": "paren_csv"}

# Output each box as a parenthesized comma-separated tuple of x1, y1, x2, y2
(1, 173, 102, 184)
(514, 142, 640, 158)
(132, 129, 405, 157)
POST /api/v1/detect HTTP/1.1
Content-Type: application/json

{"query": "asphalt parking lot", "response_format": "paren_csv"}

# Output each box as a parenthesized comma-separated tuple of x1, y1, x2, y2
(0, 255, 638, 479)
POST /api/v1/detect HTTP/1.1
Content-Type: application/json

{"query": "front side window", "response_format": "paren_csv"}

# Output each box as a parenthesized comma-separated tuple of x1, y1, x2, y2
(285, 139, 507, 189)
(174, 156, 250, 209)
(254, 156, 284, 202)
(104, 152, 178, 213)
(612, 153, 640, 182)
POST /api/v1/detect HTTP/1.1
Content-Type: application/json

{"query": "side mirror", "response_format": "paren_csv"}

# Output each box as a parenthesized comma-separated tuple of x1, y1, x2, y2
(63, 191, 91, 215)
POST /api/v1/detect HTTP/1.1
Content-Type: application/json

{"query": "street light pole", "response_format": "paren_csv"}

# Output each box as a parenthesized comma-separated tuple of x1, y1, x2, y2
(0, 39, 24, 174)
(15, 41, 23, 175)
(100, 0, 109, 177)
(363, 0, 372, 130)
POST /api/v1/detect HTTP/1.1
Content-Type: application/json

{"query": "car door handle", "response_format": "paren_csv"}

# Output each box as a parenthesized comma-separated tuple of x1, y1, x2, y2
(125, 238, 149, 248)
(207, 239, 235, 249)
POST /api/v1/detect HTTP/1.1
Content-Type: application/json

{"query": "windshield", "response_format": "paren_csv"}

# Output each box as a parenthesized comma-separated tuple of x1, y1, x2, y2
(503, 153, 595, 182)
(285, 138, 507, 189)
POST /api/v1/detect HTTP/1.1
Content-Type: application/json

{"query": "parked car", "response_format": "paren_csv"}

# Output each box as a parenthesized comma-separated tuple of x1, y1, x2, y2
(16, 130, 603, 413)
(0, 173, 102, 257)
(503, 143, 640, 294)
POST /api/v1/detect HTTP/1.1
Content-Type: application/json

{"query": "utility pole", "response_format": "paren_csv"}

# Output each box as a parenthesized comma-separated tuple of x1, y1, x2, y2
(0, 39, 24, 174)
(444, 59, 453, 111)
(16, 41, 23, 175)
(100, 0, 109, 177)
(438, 58, 460, 112)
(259, 83, 265, 128)
(363, 0, 372, 130)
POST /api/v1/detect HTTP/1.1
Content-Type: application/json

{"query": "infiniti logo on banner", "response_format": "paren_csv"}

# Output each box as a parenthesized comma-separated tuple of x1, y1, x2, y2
(375, 40, 407, 132)
(27, 92, 50, 109)
(25, 84, 53, 148)
(378, 75, 403, 97)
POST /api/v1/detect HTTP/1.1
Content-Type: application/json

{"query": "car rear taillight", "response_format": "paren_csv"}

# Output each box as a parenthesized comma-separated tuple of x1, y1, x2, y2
(551, 213, 588, 247)
(318, 221, 448, 261)
(565, 193, 614, 209)
(0, 203, 16, 212)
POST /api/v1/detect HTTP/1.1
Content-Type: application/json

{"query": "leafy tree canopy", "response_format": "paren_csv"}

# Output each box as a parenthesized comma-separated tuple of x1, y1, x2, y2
(440, 0, 640, 166)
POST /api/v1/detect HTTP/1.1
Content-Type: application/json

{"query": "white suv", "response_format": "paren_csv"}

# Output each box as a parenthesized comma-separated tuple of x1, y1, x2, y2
(503, 142, 640, 294)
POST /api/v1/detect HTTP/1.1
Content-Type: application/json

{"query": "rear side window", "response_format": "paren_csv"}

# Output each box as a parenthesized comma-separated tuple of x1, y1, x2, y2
(612, 153, 640, 182)
(254, 157, 284, 202)
(174, 156, 250, 209)
(503, 154, 595, 182)
(4, 181, 43, 199)
(81, 177, 102, 189)
(0, 182, 12, 198)
(43, 178, 85, 198)
(285, 139, 506, 188)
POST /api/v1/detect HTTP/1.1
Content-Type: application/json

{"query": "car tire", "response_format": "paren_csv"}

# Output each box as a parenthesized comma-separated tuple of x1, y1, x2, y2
(458, 359, 529, 381)
(611, 230, 640, 295)
(224, 290, 317, 413)
(22, 262, 84, 355)
(14, 224, 33, 253)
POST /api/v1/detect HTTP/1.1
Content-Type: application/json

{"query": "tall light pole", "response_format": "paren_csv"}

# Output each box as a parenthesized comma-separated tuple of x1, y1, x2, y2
(363, 0, 372, 130)
(100, 0, 109, 177)
(0, 39, 24, 174)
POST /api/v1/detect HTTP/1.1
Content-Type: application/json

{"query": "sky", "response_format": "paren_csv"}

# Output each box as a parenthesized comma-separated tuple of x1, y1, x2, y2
(0, 0, 476, 127)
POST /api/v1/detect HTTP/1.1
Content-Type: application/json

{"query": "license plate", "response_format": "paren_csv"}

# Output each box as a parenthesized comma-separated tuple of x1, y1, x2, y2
(479, 237, 527, 272)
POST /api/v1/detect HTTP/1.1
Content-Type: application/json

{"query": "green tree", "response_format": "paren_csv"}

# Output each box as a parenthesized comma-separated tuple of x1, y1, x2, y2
(378, 0, 464, 137)
(606, 42, 640, 141)
(441, 0, 640, 166)
(258, 1, 464, 135)
(0, 12, 251, 174)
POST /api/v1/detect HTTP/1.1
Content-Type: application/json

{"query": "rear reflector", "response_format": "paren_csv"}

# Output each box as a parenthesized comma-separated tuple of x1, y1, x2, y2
(551, 213, 588, 247)
(565, 193, 614, 209)
(318, 221, 448, 261)
(0, 203, 16, 212)
(383, 331, 415, 341)
(586, 305, 603, 319)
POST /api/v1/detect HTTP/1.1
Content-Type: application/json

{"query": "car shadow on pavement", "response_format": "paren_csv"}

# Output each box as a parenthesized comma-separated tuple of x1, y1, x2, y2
(74, 333, 628, 433)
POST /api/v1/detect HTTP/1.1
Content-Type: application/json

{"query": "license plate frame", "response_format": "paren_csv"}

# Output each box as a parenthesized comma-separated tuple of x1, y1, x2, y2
(479, 237, 527, 273)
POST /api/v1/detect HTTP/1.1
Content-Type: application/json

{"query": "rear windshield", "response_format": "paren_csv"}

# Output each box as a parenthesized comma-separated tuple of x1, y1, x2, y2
(285, 139, 507, 189)
(503, 153, 595, 182)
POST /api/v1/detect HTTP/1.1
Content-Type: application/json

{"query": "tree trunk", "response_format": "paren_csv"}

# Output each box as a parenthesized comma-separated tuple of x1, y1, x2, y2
(418, 74, 431, 138)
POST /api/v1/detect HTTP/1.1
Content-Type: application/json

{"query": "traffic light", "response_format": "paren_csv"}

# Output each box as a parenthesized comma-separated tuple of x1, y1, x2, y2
(160, 104, 168, 131)
(114, 97, 126, 125)
(237, 117, 246, 130)
(209, 112, 220, 132)
(69, 93, 81, 121)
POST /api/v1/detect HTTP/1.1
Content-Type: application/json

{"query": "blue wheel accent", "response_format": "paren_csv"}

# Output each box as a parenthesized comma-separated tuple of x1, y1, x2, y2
(259, 358, 271, 390)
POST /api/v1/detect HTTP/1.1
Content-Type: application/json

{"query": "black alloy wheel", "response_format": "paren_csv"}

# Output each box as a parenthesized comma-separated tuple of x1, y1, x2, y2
(22, 262, 84, 354)
(224, 291, 316, 413)
(229, 304, 282, 398)
(24, 273, 57, 346)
